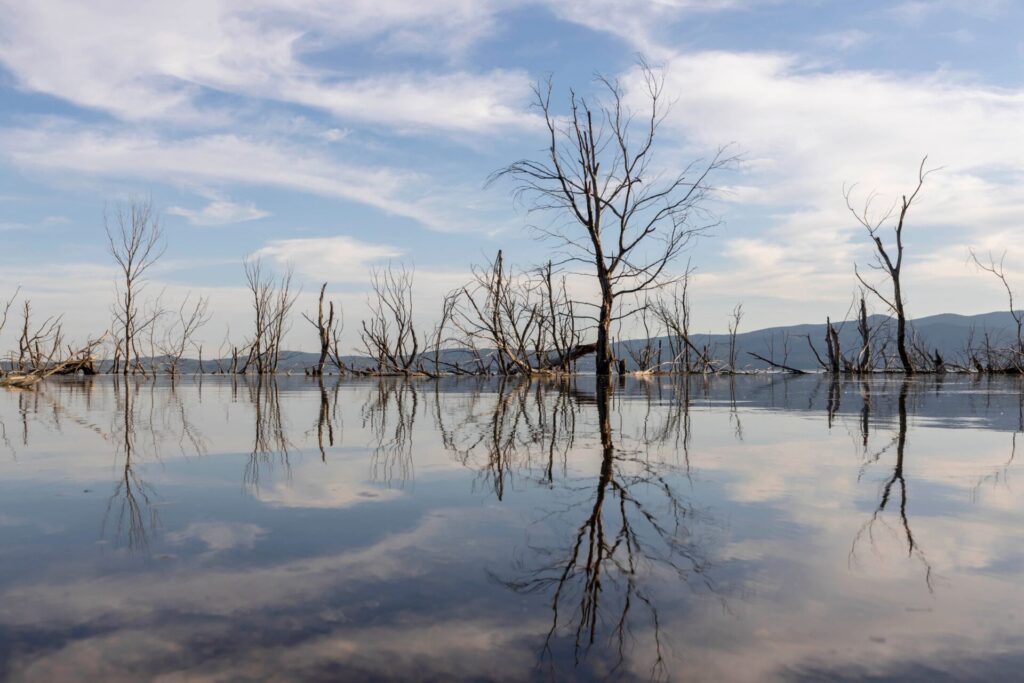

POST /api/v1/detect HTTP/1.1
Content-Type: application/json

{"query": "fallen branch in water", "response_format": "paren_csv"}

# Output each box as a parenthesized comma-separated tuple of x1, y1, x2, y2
(0, 335, 107, 389)
(747, 351, 807, 374)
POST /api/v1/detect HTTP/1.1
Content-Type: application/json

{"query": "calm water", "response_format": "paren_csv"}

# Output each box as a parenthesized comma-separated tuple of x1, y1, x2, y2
(0, 375, 1021, 682)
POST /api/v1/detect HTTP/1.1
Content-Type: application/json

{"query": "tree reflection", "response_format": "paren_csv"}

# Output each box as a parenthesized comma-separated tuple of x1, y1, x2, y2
(103, 378, 159, 553)
(478, 378, 714, 680)
(437, 378, 579, 498)
(362, 379, 417, 486)
(245, 376, 292, 489)
(315, 377, 337, 462)
(851, 380, 934, 590)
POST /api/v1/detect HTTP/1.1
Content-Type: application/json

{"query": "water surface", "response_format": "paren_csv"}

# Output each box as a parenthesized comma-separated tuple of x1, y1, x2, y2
(0, 375, 1021, 682)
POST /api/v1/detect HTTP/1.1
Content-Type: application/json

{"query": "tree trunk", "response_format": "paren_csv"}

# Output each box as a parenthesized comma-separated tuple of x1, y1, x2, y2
(595, 292, 614, 376)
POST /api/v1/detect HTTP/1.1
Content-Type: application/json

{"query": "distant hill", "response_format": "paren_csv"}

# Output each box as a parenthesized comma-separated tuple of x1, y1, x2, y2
(614, 310, 1022, 372)
(81, 310, 1023, 374)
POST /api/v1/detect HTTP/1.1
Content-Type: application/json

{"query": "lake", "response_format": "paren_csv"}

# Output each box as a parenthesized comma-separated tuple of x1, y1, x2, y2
(0, 375, 1021, 682)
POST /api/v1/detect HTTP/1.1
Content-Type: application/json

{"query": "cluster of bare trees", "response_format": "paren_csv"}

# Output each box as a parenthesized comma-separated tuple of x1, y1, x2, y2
(793, 157, 1024, 376)
(4, 66, 1024, 383)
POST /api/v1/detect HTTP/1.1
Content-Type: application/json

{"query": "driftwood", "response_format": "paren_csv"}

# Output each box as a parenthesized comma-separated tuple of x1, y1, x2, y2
(0, 337, 106, 389)
(747, 351, 806, 374)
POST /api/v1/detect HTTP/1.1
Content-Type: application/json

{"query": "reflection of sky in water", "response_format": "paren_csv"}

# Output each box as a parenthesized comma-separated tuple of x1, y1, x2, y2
(0, 376, 1020, 681)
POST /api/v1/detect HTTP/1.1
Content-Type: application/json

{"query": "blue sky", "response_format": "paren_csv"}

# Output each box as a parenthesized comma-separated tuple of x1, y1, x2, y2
(1, 0, 1022, 349)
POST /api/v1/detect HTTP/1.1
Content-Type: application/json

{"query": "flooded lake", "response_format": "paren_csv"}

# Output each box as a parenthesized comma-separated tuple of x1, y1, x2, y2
(0, 375, 1021, 682)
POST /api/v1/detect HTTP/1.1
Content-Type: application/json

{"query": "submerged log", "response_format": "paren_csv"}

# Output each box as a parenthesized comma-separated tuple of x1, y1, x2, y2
(0, 336, 105, 389)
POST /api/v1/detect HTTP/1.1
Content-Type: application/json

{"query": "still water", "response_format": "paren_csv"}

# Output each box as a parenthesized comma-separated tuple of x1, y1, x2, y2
(0, 375, 1021, 682)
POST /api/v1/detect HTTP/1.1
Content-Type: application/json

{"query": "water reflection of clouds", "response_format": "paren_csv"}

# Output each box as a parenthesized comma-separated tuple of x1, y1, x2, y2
(0, 376, 1021, 681)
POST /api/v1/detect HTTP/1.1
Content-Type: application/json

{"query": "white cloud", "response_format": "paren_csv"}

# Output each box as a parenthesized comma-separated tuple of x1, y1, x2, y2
(253, 235, 403, 280)
(815, 29, 873, 51)
(0, 0, 536, 133)
(613, 50, 1024, 325)
(167, 522, 267, 552)
(169, 195, 269, 226)
(0, 124, 483, 233)
(547, 0, 765, 51)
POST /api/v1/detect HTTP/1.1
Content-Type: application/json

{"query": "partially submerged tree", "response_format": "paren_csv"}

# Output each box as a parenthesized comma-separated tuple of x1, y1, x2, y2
(492, 63, 731, 375)
(157, 295, 211, 376)
(106, 198, 165, 376)
(970, 249, 1023, 372)
(846, 158, 935, 374)
(303, 283, 342, 376)
(16, 300, 63, 372)
(726, 303, 743, 372)
(360, 264, 423, 375)
(242, 258, 297, 374)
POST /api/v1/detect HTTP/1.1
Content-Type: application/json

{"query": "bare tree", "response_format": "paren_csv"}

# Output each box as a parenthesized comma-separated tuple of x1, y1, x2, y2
(652, 274, 713, 373)
(0, 288, 16, 377)
(538, 260, 584, 373)
(158, 295, 211, 376)
(727, 303, 743, 372)
(856, 292, 872, 373)
(106, 198, 166, 376)
(824, 316, 841, 375)
(360, 264, 422, 375)
(242, 258, 298, 374)
(846, 158, 936, 374)
(15, 300, 63, 372)
(492, 63, 731, 376)
(449, 251, 544, 375)
(970, 249, 1023, 372)
(303, 283, 340, 376)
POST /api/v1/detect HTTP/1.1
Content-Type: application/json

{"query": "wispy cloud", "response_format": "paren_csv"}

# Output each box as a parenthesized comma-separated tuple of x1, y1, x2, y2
(169, 193, 269, 226)
(0, 124, 488, 233)
(252, 235, 403, 282)
(0, 0, 537, 133)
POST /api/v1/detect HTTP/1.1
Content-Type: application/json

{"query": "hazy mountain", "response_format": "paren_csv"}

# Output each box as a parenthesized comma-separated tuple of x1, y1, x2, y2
(80, 310, 1021, 374)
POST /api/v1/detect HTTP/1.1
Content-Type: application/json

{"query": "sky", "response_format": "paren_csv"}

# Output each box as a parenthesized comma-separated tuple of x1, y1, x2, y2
(0, 0, 1023, 351)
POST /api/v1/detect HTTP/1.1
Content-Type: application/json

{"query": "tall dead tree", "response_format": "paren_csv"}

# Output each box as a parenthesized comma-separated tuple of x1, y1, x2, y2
(825, 317, 841, 375)
(303, 282, 341, 376)
(727, 303, 743, 372)
(846, 158, 935, 375)
(492, 63, 731, 376)
(971, 249, 1023, 372)
(0, 289, 15, 375)
(856, 293, 871, 373)
(106, 198, 165, 376)
(242, 258, 297, 374)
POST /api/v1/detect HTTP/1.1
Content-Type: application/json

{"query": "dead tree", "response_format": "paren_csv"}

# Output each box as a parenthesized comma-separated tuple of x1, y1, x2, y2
(242, 259, 298, 374)
(328, 308, 347, 374)
(0, 289, 15, 376)
(16, 301, 63, 372)
(651, 274, 713, 373)
(617, 296, 659, 373)
(303, 283, 340, 376)
(360, 264, 422, 375)
(491, 62, 731, 376)
(846, 158, 935, 374)
(538, 260, 583, 373)
(158, 295, 210, 376)
(449, 251, 544, 375)
(971, 249, 1023, 372)
(106, 198, 165, 376)
(856, 293, 871, 373)
(825, 317, 841, 375)
(727, 303, 743, 372)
